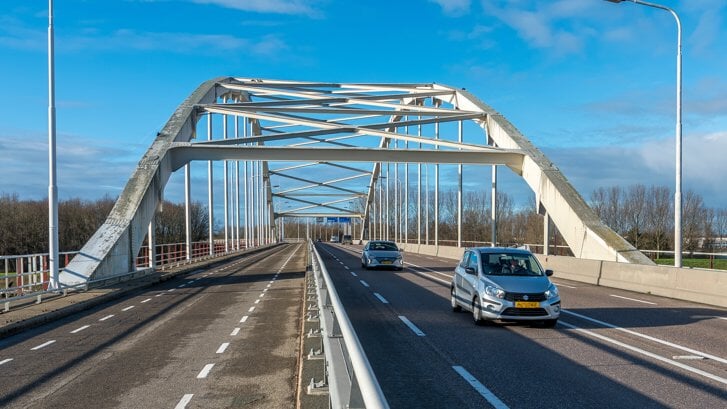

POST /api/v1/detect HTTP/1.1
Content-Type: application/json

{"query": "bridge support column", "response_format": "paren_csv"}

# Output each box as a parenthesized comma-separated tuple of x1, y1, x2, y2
(184, 164, 192, 260)
(148, 218, 155, 269)
(207, 113, 214, 256)
(491, 164, 497, 247)
(543, 211, 550, 256)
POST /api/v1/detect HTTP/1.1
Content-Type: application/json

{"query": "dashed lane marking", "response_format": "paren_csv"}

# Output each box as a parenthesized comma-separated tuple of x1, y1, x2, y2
(197, 364, 215, 379)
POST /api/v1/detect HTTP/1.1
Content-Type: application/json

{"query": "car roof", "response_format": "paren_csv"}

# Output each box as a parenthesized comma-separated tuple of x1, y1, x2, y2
(470, 247, 532, 255)
(368, 240, 396, 244)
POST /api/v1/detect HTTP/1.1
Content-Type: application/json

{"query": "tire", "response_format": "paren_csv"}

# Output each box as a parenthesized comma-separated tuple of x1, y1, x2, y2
(472, 297, 483, 325)
(542, 319, 558, 328)
(451, 288, 461, 312)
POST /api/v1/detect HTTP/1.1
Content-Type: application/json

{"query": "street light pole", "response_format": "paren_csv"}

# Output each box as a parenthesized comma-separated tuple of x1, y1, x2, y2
(48, 0, 60, 289)
(604, 0, 682, 267)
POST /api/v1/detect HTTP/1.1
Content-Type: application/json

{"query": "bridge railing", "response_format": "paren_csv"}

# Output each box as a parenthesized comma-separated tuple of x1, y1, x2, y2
(309, 240, 389, 409)
(0, 239, 255, 311)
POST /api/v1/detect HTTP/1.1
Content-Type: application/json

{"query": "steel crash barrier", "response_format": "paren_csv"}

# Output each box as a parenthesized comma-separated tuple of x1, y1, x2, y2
(308, 240, 389, 409)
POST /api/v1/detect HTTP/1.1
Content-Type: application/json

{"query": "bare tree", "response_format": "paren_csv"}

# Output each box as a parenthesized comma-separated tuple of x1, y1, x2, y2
(644, 185, 672, 257)
(682, 190, 707, 252)
(623, 185, 647, 248)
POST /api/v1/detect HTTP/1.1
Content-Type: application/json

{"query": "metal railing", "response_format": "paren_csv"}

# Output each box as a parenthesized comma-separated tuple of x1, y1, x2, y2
(309, 240, 389, 409)
(0, 239, 253, 311)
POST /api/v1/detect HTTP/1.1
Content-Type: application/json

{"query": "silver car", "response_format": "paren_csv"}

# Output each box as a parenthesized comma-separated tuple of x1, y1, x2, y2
(451, 247, 560, 327)
(361, 240, 404, 270)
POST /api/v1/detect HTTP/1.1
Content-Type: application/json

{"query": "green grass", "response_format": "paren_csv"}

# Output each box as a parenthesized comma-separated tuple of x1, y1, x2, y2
(653, 258, 727, 270)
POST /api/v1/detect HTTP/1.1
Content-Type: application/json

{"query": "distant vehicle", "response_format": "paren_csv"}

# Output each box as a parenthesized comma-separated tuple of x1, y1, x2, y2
(330, 235, 340, 243)
(451, 247, 560, 327)
(316, 238, 322, 242)
(361, 240, 403, 271)
(341, 234, 352, 244)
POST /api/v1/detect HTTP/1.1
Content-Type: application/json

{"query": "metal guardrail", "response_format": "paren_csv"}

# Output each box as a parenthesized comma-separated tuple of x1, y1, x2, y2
(309, 240, 389, 409)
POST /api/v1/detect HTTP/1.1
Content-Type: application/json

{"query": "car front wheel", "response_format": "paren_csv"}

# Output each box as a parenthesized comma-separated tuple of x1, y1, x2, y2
(472, 297, 483, 325)
(542, 319, 558, 328)
(451, 288, 461, 312)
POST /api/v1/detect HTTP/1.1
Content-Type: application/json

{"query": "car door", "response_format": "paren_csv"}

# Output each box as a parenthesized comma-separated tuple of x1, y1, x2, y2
(455, 251, 474, 301)
(461, 251, 480, 304)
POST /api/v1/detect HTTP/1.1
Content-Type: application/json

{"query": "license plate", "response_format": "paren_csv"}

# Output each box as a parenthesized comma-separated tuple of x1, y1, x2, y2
(515, 301, 540, 308)
(381, 260, 392, 264)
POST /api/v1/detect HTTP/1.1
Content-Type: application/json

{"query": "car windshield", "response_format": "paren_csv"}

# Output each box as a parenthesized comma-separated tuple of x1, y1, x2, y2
(370, 242, 398, 251)
(480, 252, 544, 276)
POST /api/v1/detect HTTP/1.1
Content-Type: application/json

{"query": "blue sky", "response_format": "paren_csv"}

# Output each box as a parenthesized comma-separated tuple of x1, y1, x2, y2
(0, 0, 725, 209)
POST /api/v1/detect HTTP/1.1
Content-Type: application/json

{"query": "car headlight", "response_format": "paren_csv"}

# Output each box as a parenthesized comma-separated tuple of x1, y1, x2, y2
(545, 284, 559, 299)
(396, 254, 403, 260)
(484, 285, 505, 299)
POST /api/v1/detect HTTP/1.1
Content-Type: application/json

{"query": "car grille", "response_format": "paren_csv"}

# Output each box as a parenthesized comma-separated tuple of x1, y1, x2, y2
(502, 307, 548, 317)
(505, 292, 546, 302)
(376, 258, 396, 262)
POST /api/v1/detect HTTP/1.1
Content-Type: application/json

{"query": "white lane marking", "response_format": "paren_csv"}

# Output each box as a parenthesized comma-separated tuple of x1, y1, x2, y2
(31, 340, 56, 350)
(168, 288, 176, 292)
(99, 314, 114, 321)
(403, 261, 451, 285)
(344, 266, 350, 270)
(187, 281, 194, 285)
(360, 280, 370, 288)
(453, 366, 509, 409)
(609, 294, 656, 305)
(231, 328, 241, 336)
(716, 316, 727, 321)
(177, 284, 185, 288)
(122, 306, 135, 312)
(398, 315, 425, 336)
(0, 358, 14, 366)
(197, 363, 215, 379)
(258, 293, 264, 298)
(254, 299, 260, 304)
(216, 343, 230, 354)
(673, 355, 705, 360)
(350, 271, 358, 277)
(248, 307, 256, 313)
(374, 293, 389, 304)
(155, 293, 163, 297)
(240, 315, 249, 323)
(70, 325, 90, 334)
(263, 288, 268, 292)
(339, 261, 344, 265)
(562, 309, 727, 364)
(141, 298, 152, 303)
(269, 280, 274, 284)
(551, 282, 577, 289)
(560, 320, 727, 385)
(175, 394, 194, 409)
(266, 284, 272, 288)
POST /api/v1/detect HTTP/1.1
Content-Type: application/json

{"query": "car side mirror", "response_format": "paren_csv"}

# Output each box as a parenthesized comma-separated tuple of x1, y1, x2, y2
(399, 248, 404, 252)
(465, 267, 476, 275)
(545, 269, 553, 277)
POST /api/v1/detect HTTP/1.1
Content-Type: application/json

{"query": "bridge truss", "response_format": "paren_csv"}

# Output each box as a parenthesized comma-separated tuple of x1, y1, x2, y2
(58, 77, 651, 287)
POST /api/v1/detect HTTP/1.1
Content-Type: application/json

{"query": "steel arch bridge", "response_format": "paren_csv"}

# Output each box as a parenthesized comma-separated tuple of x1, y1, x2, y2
(58, 77, 652, 286)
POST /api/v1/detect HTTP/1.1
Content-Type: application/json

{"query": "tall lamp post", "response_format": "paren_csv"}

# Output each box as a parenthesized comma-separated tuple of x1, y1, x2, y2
(48, 0, 60, 289)
(604, 0, 682, 267)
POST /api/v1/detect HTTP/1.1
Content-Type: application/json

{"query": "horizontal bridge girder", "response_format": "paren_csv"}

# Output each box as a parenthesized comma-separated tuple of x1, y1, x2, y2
(169, 145, 524, 173)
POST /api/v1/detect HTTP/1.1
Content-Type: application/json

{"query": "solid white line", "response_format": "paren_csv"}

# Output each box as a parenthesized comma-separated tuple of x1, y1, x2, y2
(175, 394, 194, 409)
(122, 306, 135, 312)
(609, 294, 656, 305)
(398, 315, 425, 336)
(716, 316, 727, 321)
(31, 340, 56, 350)
(403, 262, 451, 285)
(231, 328, 241, 336)
(373, 293, 389, 304)
(140, 298, 152, 303)
(0, 358, 13, 366)
(70, 325, 90, 334)
(560, 320, 727, 385)
(248, 307, 255, 313)
(562, 310, 727, 364)
(360, 280, 370, 288)
(453, 366, 509, 409)
(350, 271, 358, 277)
(216, 343, 230, 354)
(99, 314, 114, 321)
(197, 363, 215, 379)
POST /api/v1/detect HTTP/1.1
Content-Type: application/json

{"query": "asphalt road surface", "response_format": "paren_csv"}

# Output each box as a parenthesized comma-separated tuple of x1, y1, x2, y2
(0, 243, 307, 409)
(317, 242, 727, 409)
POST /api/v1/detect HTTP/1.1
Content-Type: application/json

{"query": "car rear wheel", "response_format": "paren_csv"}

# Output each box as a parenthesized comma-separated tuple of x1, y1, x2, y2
(472, 297, 483, 325)
(451, 288, 461, 312)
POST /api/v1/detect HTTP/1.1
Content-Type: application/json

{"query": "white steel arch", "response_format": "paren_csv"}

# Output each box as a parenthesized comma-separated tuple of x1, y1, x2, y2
(59, 78, 651, 287)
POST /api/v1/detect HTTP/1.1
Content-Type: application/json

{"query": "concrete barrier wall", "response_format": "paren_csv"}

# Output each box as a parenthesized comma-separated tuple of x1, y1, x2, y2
(536, 254, 727, 309)
(394, 242, 727, 309)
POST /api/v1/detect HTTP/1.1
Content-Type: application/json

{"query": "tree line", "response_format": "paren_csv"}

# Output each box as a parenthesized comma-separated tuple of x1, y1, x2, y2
(1, 182, 724, 256)
(0, 193, 208, 256)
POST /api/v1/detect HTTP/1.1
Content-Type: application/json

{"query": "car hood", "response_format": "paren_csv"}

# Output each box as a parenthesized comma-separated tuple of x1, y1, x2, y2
(366, 250, 400, 258)
(483, 275, 551, 293)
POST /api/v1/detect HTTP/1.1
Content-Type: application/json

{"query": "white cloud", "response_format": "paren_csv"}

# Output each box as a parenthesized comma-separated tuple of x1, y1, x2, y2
(430, 0, 471, 17)
(190, 0, 322, 17)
